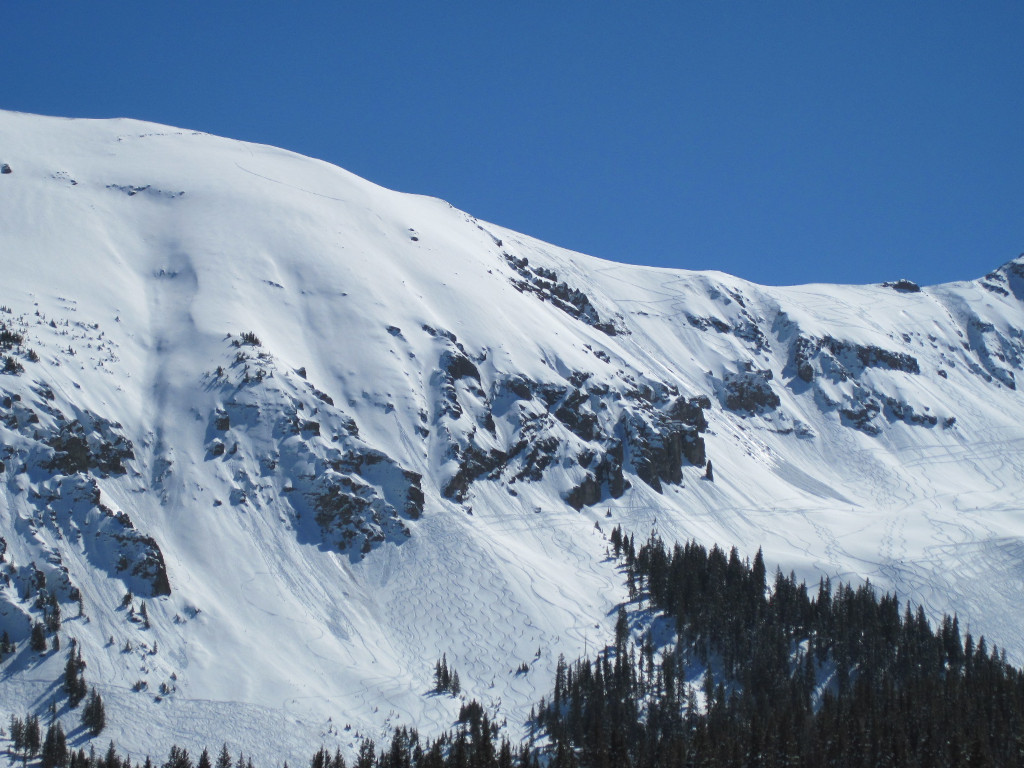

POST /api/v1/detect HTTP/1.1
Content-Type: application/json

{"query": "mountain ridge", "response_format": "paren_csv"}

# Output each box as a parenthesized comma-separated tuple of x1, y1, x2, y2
(1, 110, 1023, 764)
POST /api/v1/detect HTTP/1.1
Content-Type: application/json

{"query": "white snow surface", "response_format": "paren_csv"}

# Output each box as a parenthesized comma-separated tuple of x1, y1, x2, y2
(0, 110, 1023, 764)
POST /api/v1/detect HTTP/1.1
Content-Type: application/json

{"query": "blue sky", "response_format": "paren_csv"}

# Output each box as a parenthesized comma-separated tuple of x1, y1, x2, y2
(3, 2, 1022, 286)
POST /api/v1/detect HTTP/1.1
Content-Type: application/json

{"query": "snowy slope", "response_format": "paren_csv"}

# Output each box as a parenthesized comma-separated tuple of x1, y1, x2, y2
(1, 110, 1023, 764)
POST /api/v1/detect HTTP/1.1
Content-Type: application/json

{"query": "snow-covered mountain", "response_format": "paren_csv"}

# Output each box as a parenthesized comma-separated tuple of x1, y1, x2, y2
(1, 110, 1023, 764)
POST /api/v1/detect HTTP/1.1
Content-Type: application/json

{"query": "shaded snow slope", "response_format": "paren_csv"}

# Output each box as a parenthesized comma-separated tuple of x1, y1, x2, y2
(1, 110, 1023, 764)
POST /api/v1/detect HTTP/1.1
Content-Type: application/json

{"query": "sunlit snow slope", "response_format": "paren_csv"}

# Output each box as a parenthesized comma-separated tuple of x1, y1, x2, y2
(1, 111, 1023, 764)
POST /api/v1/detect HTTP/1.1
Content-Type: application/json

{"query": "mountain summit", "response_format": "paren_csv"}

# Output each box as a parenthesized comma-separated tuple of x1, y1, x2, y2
(1, 111, 1023, 762)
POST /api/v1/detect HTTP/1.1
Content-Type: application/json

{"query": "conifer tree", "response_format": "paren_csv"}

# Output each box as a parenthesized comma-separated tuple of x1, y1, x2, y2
(614, 606, 629, 650)
(31, 621, 48, 652)
(10, 715, 24, 755)
(65, 646, 87, 707)
(25, 714, 42, 758)
(434, 658, 446, 692)
(81, 688, 106, 736)
(164, 746, 192, 768)
(41, 720, 67, 768)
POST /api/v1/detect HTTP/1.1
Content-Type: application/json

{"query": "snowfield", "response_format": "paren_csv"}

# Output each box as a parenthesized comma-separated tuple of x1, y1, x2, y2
(0, 110, 1022, 765)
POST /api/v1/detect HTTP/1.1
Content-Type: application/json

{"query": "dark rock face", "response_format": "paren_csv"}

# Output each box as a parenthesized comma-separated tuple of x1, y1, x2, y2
(403, 472, 425, 518)
(0, 387, 169, 598)
(565, 442, 630, 511)
(619, 397, 709, 492)
(623, 413, 680, 492)
(433, 349, 486, 421)
(882, 279, 921, 293)
(793, 336, 819, 383)
(793, 336, 920, 383)
(686, 314, 730, 334)
(840, 398, 882, 435)
(554, 388, 599, 442)
(996, 256, 1024, 302)
(46, 416, 135, 476)
(832, 388, 942, 436)
(443, 444, 509, 502)
(566, 474, 601, 510)
(686, 312, 769, 352)
(883, 397, 937, 427)
(847, 342, 920, 374)
(512, 435, 560, 483)
(443, 351, 481, 383)
(207, 338, 422, 558)
(111, 527, 171, 596)
(306, 472, 410, 554)
(786, 332, 945, 434)
(668, 395, 711, 432)
(503, 253, 621, 336)
(425, 321, 712, 509)
(965, 317, 1019, 390)
(723, 369, 781, 414)
(663, 395, 711, 467)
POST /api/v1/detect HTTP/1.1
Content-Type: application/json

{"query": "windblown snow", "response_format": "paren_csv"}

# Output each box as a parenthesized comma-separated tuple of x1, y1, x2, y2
(1, 110, 1023, 764)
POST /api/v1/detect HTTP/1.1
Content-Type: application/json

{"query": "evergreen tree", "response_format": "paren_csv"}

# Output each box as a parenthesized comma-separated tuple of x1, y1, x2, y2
(434, 658, 446, 692)
(45, 596, 62, 632)
(43, 720, 68, 768)
(65, 646, 87, 707)
(164, 746, 192, 768)
(25, 714, 42, 758)
(41, 720, 68, 768)
(10, 714, 24, 755)
(215, 745, 232, 768)
(31, 621, 48, 652)
(614, 606, 629, 650)
(81, 688, 106, 736)
(354, 739, 375, 768)
(434, 654, 462, 695)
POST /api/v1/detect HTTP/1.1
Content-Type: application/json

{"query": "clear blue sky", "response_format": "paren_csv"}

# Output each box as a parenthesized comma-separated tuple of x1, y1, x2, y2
(3, 2, 1022, 286)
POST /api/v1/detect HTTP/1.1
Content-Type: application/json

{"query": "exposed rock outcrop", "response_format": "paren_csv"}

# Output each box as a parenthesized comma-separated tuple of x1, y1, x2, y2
(504, 253, 621, 336)
(206, 340, 422, 558)
(722, 368, 781, 414)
